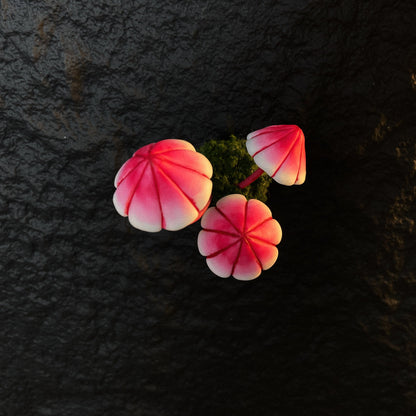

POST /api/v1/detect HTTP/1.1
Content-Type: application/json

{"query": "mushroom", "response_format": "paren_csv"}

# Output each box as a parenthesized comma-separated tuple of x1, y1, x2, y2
(238, 124, 306, 188)
(113, 139, 213, 232)
(197, 194, 282, 280)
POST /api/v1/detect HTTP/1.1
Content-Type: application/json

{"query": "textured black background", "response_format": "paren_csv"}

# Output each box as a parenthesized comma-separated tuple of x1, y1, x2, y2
(1, 1, 416, 415)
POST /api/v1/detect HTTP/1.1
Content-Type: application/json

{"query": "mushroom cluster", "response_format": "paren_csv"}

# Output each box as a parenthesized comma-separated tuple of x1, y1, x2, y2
(113, 125, 306, 281)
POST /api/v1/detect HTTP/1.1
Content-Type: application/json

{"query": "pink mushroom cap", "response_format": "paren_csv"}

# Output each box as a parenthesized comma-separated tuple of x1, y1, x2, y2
(113, 139, 213, 232)
(197, 194, 282, 280)
(246, 124, 306, 186)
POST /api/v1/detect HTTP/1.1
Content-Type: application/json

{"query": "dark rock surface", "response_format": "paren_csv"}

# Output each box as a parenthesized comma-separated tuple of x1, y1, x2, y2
(1, 1, 415, 415)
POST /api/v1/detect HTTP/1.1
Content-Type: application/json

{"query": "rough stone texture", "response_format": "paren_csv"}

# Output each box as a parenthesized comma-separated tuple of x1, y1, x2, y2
(1, 1, 415, 415)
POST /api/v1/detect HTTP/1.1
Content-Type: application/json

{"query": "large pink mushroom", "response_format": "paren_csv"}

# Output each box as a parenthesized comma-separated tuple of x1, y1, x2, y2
(113, 139, 213, 232)
(197, 194, 282, 280)
(238, 124, 306, 188)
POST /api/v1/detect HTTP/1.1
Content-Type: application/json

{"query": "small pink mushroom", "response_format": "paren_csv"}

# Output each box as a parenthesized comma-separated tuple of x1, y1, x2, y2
(113, 139, 213, 232)
(238, 125, 306, 188)
(197, 194, 282, 280)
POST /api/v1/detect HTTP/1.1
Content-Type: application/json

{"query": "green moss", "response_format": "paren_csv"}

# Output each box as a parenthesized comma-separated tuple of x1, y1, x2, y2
(199, 135, 272, 203)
